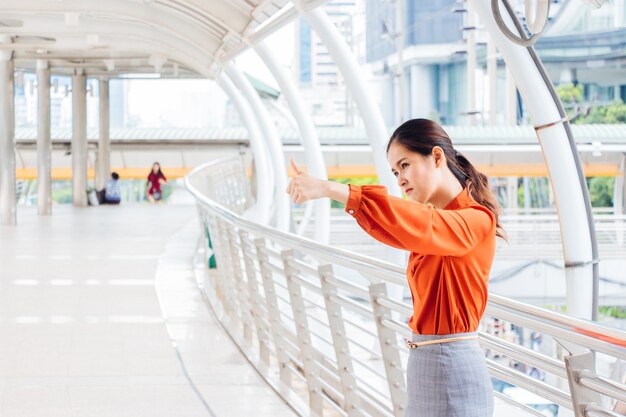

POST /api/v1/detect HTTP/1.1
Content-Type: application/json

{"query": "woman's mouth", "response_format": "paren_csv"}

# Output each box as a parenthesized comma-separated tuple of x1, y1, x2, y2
(405, 188, 413, 194)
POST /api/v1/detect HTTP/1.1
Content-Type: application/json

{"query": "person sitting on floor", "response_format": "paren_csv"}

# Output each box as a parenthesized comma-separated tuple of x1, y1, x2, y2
(104, 172, 121, 205)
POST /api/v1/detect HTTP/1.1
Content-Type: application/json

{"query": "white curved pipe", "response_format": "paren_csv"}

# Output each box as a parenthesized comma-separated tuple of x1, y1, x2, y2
(299, 6, 400, 197)
(226, 63, 290, 232)
(471, 0, 594, 319)
(254, 41, 330, 244)
(217, 73, 273, 225)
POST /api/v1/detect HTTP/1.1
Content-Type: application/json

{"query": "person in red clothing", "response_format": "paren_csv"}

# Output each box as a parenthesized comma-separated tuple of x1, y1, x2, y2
(287, 119, 505, 417)
(146, 162, 167, 204)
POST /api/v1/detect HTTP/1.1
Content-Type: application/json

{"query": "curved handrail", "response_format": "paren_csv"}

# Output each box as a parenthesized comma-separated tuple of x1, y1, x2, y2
(186, 158, 626, 417)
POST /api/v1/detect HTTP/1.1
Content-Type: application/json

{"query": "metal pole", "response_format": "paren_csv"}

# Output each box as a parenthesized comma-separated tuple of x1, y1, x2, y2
(37, 60, 51, 215)
(254, 41, 330, 244)
(96, 77, 110, 191)
(72, 70, 88, 207)
(0, 47, 15, 225)
(226, 63, 290, 232)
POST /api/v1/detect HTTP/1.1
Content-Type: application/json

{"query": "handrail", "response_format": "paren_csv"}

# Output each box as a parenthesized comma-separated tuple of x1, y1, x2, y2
(186, 158, 626, 417)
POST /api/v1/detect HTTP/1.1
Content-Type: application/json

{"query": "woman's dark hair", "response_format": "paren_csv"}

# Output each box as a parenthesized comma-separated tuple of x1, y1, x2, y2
(111, 172, 119, 180)
(387, 118, 506, 239)
(152, 162, 163, 177)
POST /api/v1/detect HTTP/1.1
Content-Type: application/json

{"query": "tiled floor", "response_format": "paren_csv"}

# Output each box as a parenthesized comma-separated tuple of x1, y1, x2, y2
(0, 204, 298, 417)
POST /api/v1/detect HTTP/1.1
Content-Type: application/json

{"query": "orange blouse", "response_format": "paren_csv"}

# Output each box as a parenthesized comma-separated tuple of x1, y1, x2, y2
(345, 185, 496, 335)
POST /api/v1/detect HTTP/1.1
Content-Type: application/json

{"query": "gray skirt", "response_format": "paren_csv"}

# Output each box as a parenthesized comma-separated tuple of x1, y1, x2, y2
(405, 332, 494, 417)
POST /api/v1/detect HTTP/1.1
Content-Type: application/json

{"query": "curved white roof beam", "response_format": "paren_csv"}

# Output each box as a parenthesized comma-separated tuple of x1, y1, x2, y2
(226, 62, 290, 232)
(217, 73, 273, 225)
(254, 41, 330, 244)
(544, 0, 587, 36)
(0, 2, 221, 58)
(0, 14, 213, 73)
(472, 0, 596, 320)
(299, 7, 400, 197)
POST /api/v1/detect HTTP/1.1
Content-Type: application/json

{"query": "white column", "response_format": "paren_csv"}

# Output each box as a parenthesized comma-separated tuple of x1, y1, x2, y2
(395, 0, 406, 125)
(72, 70, 88, 207)
(471, 0, 595, 319)
(254, 41, 330, 244)
(96, 77, 110, 191)
(506, 66, 517, 125)
(225, 63, 290, 232)
(0, 45, 15, 225)
(487, 36, 498, 126)
(466, 5, 477, 126)
(410, 65, 435, 118)
(37, 60, 51, 215)
(300, 5, 400, 196)
(217, 73, 273, 225)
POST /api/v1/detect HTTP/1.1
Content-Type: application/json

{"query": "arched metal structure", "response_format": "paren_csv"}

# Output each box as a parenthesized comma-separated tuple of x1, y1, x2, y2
(254, 41, 330, 243)
(472, 0, 598, 320)
(0, 0, 602, 318)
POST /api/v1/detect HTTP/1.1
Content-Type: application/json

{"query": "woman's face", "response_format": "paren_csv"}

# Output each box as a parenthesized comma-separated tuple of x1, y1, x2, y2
(387, 142, 440, 203)
(152, 164, 159, 173)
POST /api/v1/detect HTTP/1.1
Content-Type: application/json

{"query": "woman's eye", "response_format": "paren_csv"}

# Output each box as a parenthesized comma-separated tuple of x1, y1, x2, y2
(401, 163, 409, 169)
(393, 172, 399, 177)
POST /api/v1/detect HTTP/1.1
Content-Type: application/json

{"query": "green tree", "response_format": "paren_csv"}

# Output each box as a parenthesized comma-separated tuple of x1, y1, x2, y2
(556, 83, 583, 105)
(587, 177, 615, 207)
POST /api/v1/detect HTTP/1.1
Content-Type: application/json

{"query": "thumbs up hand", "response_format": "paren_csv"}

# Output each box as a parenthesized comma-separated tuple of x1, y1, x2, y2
(286, 158, 328, 204)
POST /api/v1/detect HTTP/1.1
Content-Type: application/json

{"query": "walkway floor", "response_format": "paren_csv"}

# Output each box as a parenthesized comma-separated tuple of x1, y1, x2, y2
(0, 204, 298, 417)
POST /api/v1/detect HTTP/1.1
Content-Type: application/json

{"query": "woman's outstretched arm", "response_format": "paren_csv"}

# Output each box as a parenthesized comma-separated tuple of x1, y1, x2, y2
(286, 159, 349, 205)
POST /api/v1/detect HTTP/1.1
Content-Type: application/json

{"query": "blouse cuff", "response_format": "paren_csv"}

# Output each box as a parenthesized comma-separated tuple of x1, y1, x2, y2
(345, 184, 362, 217)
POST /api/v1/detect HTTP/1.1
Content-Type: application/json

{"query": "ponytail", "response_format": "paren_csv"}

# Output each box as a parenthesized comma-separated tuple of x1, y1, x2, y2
(451, 152, 506, 240)
(388, 118, 506, 240)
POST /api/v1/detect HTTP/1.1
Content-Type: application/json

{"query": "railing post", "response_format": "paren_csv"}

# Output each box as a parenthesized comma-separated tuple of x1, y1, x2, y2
(254, 238, 292, 388)
(564, 351, 602, 417)
(202, 213, 227, 307)
(239, 230, 271, 364)
(319, 264, 360, 416)
(214, 220, 242, 324)
(369, 283, 407, 417)
(226, 225, 253, 341)
(282, 250, 324, 416)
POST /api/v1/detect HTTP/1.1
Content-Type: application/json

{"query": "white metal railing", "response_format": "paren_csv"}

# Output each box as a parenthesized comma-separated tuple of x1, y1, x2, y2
(186, 158, 626, 417)
(294, 209, 626, 261)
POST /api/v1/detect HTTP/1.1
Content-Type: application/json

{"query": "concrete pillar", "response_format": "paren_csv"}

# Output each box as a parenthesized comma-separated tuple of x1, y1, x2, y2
(0, 45, 15, 225)
(72, 70, 87, 207)
(37, 60, 51, 215)
(95, 77, 110, 191)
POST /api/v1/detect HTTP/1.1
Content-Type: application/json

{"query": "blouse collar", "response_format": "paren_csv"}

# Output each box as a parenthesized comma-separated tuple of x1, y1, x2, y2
(443, 188, 471, 210)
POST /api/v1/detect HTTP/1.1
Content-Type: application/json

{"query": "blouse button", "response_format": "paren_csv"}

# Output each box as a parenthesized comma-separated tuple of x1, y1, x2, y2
(348, 209, 355, 215)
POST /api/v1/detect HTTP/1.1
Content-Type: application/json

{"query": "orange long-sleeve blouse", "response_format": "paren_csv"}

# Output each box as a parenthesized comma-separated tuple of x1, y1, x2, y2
(345, 184, 497, 335)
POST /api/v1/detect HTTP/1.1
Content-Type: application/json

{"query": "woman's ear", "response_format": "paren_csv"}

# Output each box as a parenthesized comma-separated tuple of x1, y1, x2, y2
(431, 146, 445, 167)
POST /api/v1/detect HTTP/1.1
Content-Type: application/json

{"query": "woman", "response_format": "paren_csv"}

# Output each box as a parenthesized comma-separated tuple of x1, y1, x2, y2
(147, 162, 167, 204)
(287, 118, 505, 417)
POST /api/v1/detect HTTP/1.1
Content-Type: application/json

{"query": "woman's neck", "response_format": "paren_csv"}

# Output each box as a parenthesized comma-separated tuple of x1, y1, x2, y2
(429, 176, 464, 209)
